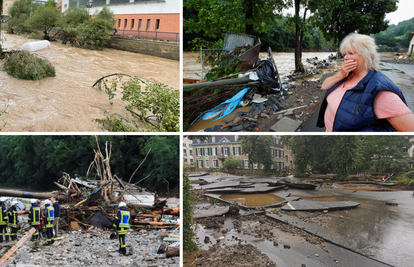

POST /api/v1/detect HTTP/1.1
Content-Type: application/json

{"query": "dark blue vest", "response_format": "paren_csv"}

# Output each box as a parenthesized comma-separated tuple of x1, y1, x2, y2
(317, 70, 407, 132)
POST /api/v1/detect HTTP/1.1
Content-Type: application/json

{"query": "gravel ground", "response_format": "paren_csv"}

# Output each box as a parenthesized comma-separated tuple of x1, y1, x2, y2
(1, 228, 180, 267)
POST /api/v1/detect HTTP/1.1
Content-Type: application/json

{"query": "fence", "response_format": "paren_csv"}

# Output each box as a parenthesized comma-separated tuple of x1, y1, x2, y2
(114, 29, 179, 42)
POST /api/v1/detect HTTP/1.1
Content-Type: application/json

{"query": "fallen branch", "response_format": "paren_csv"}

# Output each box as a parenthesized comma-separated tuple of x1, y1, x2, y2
(0, 228, 36, 265)
(128, 148, 151, 184)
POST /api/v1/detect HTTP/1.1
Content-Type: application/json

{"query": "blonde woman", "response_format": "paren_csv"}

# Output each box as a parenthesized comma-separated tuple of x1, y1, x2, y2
(317, 33, 414, 132)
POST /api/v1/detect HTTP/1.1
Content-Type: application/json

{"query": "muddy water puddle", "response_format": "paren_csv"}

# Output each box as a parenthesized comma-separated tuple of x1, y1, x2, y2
(219, 193, 285, 207)
(0, 32, 179, 131)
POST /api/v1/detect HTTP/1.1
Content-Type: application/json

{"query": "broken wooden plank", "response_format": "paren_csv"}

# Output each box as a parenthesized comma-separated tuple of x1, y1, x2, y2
(0, 227, 36, 265)
(0, 242, 17, 247)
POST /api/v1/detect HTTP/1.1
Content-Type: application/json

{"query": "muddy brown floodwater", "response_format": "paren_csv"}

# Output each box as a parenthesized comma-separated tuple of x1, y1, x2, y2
(0, 32, 179, 132)
(219, 193, 285, 207)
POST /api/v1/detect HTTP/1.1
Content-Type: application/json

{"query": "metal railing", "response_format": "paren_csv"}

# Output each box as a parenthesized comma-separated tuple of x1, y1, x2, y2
(114, 29, 179, 42)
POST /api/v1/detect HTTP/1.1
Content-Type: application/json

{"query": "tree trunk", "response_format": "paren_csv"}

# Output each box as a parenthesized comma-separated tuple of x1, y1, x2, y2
(294, 0, 301, 72)
(244, 0, 254, 35)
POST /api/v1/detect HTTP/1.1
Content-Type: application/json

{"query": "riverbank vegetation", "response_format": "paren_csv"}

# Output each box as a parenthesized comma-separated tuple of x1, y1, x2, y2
(95, 75, 180, 132)
(184, 0, 411, 72)
(285, 136, 414, 181)
(6, 0, 114, 50)
(3, 50, 55, 80)
(0, 136, 179, 192)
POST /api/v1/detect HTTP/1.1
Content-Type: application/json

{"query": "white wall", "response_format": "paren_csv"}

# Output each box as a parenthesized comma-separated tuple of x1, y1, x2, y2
(61, 0, 179, 14)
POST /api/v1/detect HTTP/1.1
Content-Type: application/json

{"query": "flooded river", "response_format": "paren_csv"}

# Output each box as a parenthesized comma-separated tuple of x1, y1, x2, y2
(0, 32, 179, 132)
(183, 51, 336, 80)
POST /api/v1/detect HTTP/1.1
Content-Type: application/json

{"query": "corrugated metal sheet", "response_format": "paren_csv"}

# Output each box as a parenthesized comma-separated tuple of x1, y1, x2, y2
(222, 32, 255, 52)
(238, 39, 261, 65)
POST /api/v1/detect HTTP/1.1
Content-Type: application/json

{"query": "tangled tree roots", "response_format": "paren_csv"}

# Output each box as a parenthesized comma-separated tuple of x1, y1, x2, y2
(3, 50, 56, 81)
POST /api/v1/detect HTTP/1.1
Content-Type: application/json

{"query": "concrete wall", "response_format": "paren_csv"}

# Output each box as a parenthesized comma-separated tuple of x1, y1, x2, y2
(109, 36, 179, 60)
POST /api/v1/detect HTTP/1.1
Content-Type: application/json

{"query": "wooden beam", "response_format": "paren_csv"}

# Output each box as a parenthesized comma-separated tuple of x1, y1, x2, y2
(0, 227, 36, 265)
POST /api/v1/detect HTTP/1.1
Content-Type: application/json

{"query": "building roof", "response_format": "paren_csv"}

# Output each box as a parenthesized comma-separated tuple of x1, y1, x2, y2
(191, 135, 239, 146)
(408, 32, 414, 42)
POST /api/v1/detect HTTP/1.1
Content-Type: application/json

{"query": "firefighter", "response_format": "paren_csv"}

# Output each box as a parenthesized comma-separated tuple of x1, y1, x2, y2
(7, 201, 19, 241)
(113, 202, 131, 255)
(43, 200, 54, 246)
(28, 199, 41, 241)
(0, 197, 8, 243)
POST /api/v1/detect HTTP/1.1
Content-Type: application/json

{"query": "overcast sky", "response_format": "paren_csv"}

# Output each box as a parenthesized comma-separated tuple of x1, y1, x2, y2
(386, 0, 413, 25)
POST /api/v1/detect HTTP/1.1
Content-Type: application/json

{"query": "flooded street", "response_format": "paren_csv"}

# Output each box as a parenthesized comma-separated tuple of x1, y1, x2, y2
(183, 51, 335, 80)
(0, 32, 179, 131)
(191, 174, 414, 267)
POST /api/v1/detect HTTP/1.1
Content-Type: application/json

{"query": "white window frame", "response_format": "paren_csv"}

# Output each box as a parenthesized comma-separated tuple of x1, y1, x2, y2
(213, 160, 218, 168)
(212, 147, 217, 156)
(197, 160, 203, 168)
(205, 160, 210, 168)
(244, 160, 249, 169)
(204, 148, 209, 156)
(253, 163, 258, 169)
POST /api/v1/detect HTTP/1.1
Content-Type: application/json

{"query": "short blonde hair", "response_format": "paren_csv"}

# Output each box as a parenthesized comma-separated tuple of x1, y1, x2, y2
(340, 33, 380, 71)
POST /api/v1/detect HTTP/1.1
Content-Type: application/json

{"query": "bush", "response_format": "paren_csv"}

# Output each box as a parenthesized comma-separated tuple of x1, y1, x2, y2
(3, 51, 56, 80)
(96, 75, 180, 132)
(222, 157, 243, 171)
(76, 18, 113, 50)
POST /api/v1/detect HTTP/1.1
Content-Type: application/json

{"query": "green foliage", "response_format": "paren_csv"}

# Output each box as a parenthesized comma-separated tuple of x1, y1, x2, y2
(372, 17, 414, 50)
(140, 136, 179, 190)
(184, 0, 287, 38)
(398, 171, 414, 186)
(313, 0, 398, 48)
(3, 51, 56, 80)
(239, 135, 273, 169)
(205, 60, 252, 80)
(0, 136, 179, 191)
(209, 197, 220, 204)
(97, 76, 179, 132)
(7, 0, 33, 33)
(76, 18, 113, 49)
(222, 157, 243, 171)
(183, 168, 198, 252)
(289, 136, 412, 180)
(29, 2, 61, 40)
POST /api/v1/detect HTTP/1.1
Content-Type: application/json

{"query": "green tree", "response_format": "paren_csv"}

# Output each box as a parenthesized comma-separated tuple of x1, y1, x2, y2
(58, 7, 90, 45)
(29, 0, 61, 40)
(75, 7, 115, 49)
(330, 136, 363, 180)
(360, 136, 412, 173)
(183, 168, 198, 252)
(7, 0, 34, 33)
(184, 0, 286, 39)
(313, 0, 398, 52)
(239, 135, 273, 169)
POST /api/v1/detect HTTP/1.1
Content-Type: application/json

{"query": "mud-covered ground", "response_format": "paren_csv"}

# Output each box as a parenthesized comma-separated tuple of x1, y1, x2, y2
(187, 243, 276, 267)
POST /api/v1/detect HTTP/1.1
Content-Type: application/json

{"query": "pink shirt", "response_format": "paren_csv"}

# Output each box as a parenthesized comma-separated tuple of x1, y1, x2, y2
(325, 82, 412, 132)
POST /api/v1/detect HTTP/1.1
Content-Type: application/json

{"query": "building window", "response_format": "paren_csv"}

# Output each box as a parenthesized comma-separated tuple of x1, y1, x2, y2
(205, 160, 210, 168)
(118, 19, 121, 28)
(183, 143, 186, 147)
(183, 149, 187, 156)
(124, 19, 127, 28)
(212, 147, 217, 156)
(213, 160, 218, 168)
(197, 160, 203, 168)
(224, 147, 229, 156)
(253, 163, 258, 169)
(138, 19, 142, 30)
(147, 19, 151, 30)
(190, 159, 193, 163)
(189, 150, 193, 156)
(244, 160, 249, 169)
(281, 162, 284, 169)
(271, 164, 274, 169)
(234, 147, 241, 156)
(156, 19, 160, 30)
(204, 148, 209, 156)
(131, 19, 135, 29)
(271, 149, 274, 157)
